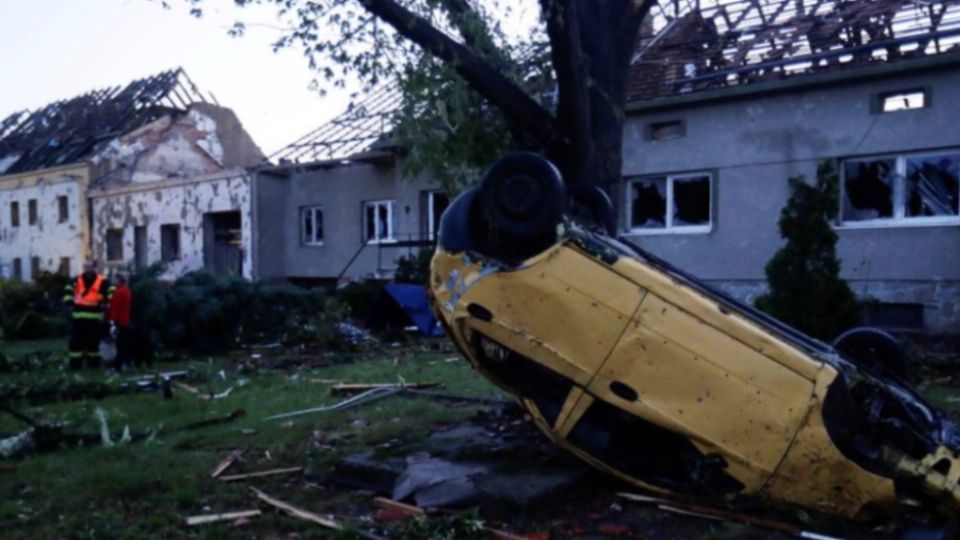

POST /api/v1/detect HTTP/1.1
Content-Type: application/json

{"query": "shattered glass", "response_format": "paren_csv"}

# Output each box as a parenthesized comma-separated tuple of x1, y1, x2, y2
(365, 204, 376, 241)
(631, 178, 667, 229)
(842, 159, 896, 221)
(673, 175, 711, 226)
(906, 154, 960, 218)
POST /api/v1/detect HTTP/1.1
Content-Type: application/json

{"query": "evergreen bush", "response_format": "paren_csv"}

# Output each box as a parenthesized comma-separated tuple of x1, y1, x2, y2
(756, 161, 860, 341)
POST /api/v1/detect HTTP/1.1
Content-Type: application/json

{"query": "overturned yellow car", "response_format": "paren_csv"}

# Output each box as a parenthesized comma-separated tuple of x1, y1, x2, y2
(429, 153, 960, 521)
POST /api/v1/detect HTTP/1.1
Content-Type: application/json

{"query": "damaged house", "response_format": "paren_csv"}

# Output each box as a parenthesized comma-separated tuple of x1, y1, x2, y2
(0, 69, 264, 281)
(620, 0, 960, 335)
(253, 86, 448, 282)
(254, 0, 959, 335)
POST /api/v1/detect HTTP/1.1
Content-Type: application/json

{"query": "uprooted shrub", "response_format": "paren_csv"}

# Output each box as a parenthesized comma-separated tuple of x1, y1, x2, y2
(0, 272, 70, 340)
(129, 266, 336, 355)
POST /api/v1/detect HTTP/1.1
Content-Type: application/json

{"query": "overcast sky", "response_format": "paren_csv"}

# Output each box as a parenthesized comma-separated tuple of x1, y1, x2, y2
(0, 0, 354, 155)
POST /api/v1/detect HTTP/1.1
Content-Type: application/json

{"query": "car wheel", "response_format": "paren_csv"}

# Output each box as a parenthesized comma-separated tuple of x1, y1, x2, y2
(833, 327, 910, 380)
(479, 153, 566, 257)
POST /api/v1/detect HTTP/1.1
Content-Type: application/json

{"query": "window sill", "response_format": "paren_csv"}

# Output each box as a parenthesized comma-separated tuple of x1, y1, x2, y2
(624, 225, 713, 236)
(835, 219, 960, 231)
(302, 242, 325, 247)
(366, 238, 398, 245)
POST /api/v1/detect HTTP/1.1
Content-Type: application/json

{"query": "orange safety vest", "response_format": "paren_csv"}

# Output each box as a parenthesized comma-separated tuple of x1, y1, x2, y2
(74, 274, 105, 307)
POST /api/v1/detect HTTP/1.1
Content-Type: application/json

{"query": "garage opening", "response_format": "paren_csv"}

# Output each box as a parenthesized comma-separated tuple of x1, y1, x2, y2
(203, 211, 242, 276)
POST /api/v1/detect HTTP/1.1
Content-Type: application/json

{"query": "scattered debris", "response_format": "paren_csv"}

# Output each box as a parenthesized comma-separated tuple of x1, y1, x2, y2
(330, 382, 442, 395)
(372, 497, 530, 540)
(173, 381, 234, 400)
(184, 409, 247, 431)
(210, 447, 247, 479)
(264, 387, 402, 421)
(250, 486, 343, 530)
(218, 466, 302, 482)
(309, 378, 342, 384)
(185, 510, 261, 526)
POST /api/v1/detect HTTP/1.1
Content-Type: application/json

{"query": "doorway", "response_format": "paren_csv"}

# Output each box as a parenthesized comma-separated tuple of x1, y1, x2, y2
(203, 211, 243, 276)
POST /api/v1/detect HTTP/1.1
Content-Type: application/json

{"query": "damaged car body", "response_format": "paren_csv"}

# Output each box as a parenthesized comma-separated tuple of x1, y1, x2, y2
(428, 153, 960, 520)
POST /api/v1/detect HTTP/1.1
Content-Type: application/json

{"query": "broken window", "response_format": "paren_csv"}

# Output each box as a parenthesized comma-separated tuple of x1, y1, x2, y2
(880, 89, 926, 112)
(301, 206, 324, 245)
(58, 257, 70, 276)
(10, 201, 19, 227)
(28, 199, 37, 225)
(425, 190, 449, 241)
(12, 258, 22, 281)
(627, 173, 712, 233)
(57, 196, 69, 223)
(106, 229, 124, 262)
(649, 120, 685, 140)
(364, 200, 396, 243)
(905, 155, 960, 218)
(841, 159, 895, 222)
(30, 257, 40, 279)
(161, 224, 181, 262)
(841, 152, 960, 226)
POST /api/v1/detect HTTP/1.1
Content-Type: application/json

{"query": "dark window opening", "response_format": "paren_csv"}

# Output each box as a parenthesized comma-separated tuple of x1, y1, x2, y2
(12, 258, 22, 281)
(630, 177, 667, 229)
(426, 190, 449, 241)
(567, 398, 744, 495)
(649, 120, 685, 140)
(106, 229, 124, 262)
(57, 196, 69, 223)
(470, 332, 573, 428)
(58, 257, 71, 276)
(673, 175, 711, 226)
(30, 256, 40, 278)
(27, 199, 37, 225)
(134, 226, 147, 269)
(10, 201, 19, 227)
(161, 224, 181, 262)
(905, 155, 959, 218)
(842, 159, 895, 221)
(364, 200, 395, 243)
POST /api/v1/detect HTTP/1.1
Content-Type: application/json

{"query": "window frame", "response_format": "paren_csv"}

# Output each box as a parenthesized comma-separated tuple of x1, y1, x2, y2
(425, 190, 449, 241)
(363, 199, 397, 245)
(625, 171, 714, 235)
(57, 195, 69, 223)
(27, 199, 37, 226)
(10, 201, 19, 227)
(105, 228, 125, 262)
(838, 149, 960, 229)
(160, 224, 182, 262)
(876, 88, 928, 113)
(300, 205, 325, 246)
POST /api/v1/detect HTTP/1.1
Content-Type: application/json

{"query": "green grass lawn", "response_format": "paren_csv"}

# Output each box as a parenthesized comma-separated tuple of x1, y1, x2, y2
(0, 337, 66, 357)
(0, 344, 504, 539)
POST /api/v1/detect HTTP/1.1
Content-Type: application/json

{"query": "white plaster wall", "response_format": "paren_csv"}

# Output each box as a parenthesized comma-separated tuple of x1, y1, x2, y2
(0, 178, 86, 280)
(90, 172, 253, 280)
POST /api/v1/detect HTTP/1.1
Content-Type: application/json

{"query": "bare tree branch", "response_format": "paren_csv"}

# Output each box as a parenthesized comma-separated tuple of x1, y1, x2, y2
(356, 0, 563, 150)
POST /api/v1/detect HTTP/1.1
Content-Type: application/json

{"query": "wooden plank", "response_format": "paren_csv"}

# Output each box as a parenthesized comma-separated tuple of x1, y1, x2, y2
(210, 447, 246, 479)
(330, 382, 442, 395)
(308, 378, 343, 384)
(251, 487, 343, 530)
(616, 492, 674, 505)
(218, 467, 303, 482)
(186, 509, 261, 526)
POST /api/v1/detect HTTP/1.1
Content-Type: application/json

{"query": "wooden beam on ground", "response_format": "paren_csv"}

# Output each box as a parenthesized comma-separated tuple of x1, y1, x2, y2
(251, 487, 343, 530)
(186, 510, 261, 526)
(210, 447, 246, 479)
(218, 467, 303, 482)
(330, 382, 442, 395)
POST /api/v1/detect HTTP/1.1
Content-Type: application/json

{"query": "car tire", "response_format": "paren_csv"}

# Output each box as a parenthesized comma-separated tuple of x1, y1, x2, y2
(833, 327, 910, 380)
(480, 153, 566, 243)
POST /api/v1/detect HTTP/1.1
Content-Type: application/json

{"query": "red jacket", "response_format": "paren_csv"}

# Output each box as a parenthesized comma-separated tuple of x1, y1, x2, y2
(108, 285, 132, 327)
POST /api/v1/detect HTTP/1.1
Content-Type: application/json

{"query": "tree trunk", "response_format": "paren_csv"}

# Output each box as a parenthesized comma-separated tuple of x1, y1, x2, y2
(545, 0, 653, 221)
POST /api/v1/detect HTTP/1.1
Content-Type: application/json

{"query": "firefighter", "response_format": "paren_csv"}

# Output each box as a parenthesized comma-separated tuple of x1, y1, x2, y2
(64, 260, 112, 370)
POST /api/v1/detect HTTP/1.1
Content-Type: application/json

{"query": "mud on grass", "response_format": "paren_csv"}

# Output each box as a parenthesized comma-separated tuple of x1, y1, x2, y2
(0, 347, 502, 538)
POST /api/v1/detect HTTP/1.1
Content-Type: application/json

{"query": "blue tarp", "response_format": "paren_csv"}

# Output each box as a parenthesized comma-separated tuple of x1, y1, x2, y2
(382, 284, 445, 337)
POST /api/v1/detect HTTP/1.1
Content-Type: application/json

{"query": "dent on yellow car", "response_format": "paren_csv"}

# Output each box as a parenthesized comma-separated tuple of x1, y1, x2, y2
(429, 153, 960, 522)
